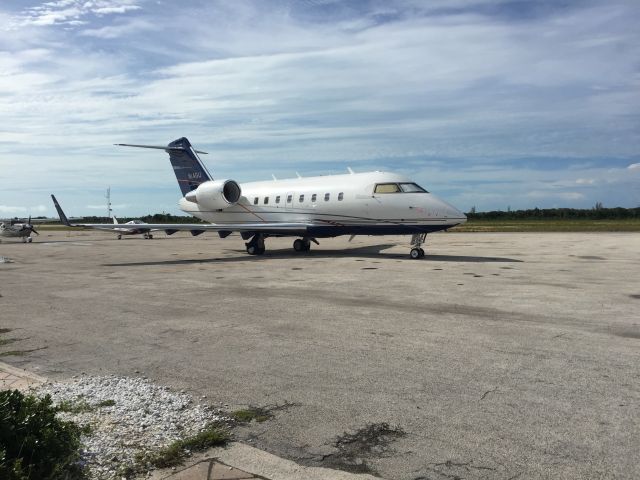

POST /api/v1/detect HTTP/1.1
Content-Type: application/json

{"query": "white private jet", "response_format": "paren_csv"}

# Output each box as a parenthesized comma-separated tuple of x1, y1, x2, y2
(53, 137, 466, 258)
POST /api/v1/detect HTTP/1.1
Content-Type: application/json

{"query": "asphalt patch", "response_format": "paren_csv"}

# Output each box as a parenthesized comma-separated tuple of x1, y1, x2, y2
(320, 422, 406, 475)
(629, 294, 640, 299)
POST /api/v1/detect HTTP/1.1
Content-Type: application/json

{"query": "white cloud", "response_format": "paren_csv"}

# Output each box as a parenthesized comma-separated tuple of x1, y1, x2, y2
(576, 178, 595, 185)
(628, 163, 640, 170)
(14, 0, 141, 27)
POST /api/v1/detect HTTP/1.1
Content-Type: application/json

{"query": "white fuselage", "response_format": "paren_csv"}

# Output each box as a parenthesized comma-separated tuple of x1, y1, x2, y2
(178, 171, 465, 236)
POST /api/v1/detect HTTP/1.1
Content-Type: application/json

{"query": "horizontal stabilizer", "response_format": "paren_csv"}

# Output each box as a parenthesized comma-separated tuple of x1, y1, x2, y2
(115, 143, 208, 154)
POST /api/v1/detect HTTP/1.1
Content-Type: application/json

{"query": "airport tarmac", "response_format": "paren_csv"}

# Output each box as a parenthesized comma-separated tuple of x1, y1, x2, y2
(1, 231, 639, 479)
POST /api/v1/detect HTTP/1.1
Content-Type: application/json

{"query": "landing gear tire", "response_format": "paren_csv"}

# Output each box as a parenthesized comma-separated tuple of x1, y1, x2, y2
(246, 234, 266, 255)
(293, 238, 311, 252)
(117, 234, 122, 240)
(149, 234, 153, 239)
(246, 245, 266, 255)
(27, 237, 33, 243)
(419, 248, 425, 257)
(410, 248, 422, 259)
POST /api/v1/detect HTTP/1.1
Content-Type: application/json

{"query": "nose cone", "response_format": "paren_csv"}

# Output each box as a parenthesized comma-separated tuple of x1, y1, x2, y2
(429, 195, 467, 223)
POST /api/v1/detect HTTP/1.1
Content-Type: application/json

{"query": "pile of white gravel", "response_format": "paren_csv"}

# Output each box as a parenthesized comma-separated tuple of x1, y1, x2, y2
(36, 375, 227, 479)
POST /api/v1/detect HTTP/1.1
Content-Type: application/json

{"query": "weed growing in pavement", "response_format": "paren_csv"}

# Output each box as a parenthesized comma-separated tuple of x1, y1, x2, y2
(124, 422, 230, 474)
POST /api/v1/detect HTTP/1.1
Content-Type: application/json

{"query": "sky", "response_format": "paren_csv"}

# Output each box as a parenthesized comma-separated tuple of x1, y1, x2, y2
(1, 0, 639, 217)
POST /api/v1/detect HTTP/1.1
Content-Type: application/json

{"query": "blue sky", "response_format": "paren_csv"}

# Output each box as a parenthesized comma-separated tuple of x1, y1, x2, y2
(1, 0, 639, 216)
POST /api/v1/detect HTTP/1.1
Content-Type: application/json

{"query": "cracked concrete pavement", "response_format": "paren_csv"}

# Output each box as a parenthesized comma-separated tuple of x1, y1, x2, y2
(1, 231, 639, 479)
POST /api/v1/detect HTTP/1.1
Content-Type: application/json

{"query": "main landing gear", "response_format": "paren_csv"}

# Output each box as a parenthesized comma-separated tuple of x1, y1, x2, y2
(409, 233, 426, 259)
(245, 233, 266, 255)
(23, 236, 33, 243)
(143, 233, 153, 239)
(293, 238, 318, 253)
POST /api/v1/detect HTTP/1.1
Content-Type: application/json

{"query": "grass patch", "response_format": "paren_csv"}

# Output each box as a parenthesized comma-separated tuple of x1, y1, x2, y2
(0, 350, 31, 357)
(96, 399, 116, 407)
(231, 407, 272, 423)
(144, 423, 229, 469)
(452, 219, 640, 232)
(0, 328, 12, 335)
(57, 398, 95, 414)
(0, 338, 19, 347)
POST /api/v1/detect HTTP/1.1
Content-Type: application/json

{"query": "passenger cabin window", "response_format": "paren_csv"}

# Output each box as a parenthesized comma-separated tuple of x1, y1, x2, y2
(264, 197, 269, 204)
(299, 194, 304, 203)
(276, 196, 281, 204)
(287, 194, 292, 203)
(338, 192, 344, 201)
(324, 193, 330, 201)
(311, 194, 317, 202)
(253, 197, 259, 205)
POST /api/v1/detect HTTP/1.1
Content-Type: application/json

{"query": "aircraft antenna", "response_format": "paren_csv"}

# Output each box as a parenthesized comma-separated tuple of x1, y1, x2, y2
(105, 187, 113, 220)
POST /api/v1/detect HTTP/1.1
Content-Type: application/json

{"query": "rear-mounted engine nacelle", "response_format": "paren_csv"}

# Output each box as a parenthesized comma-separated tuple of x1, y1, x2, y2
(185, 180, 241, 210)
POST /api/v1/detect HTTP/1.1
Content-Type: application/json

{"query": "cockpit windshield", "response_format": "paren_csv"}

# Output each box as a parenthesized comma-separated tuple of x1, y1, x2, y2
(374, 182, 428, 194)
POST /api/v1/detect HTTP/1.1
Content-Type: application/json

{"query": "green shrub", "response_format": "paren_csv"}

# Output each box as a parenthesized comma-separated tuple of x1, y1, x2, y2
(0, 389, 86, 480)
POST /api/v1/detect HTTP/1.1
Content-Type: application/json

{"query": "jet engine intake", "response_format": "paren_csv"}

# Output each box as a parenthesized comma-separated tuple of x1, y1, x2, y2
(185, 180, 241, 210)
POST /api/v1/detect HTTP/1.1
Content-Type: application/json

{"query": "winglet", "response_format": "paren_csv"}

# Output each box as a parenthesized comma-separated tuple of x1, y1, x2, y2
(51, 194, 72, 227)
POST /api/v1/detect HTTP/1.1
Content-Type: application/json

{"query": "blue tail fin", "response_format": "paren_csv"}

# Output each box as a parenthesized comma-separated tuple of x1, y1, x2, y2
(116, 137, 213, 196)
(166, 137, 213, 196)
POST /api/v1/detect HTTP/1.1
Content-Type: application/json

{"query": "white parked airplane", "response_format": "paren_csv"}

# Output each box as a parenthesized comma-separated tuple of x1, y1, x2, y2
(48, 204, 159, 240)
(54, 137, 466, 258)
(110, 216, 158, 240)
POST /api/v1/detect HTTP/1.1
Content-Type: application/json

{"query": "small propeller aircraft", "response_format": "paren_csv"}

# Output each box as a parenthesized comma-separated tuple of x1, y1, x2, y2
(0, 217, 40, 243)
(110, 216, 158, 240)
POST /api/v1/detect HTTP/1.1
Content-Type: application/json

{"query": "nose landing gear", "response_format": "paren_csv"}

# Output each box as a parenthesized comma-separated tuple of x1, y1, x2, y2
(409, 233, 426, 259)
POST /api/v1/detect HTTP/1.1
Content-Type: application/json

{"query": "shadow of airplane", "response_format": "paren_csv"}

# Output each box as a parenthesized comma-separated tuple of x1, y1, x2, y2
(103, 244, 522, 267)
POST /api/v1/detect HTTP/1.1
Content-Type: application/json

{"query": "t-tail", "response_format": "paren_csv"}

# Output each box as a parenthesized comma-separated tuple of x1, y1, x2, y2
(51, 194, 72, 226)
(116, 137, 213, 196)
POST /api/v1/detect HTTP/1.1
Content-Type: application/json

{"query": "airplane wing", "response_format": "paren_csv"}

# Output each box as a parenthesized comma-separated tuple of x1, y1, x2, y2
(51, 194, 312, 236)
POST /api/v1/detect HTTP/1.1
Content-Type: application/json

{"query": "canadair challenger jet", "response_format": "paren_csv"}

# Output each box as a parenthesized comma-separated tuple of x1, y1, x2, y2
(52, 137, 466, 258)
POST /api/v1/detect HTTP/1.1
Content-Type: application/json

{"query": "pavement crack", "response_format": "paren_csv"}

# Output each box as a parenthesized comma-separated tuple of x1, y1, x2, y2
(480, 387, 498, 400)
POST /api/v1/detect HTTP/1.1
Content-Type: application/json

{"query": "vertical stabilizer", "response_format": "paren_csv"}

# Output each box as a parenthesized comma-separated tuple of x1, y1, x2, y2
(116, 137, 212, 196)
(166, 137, 213, 195)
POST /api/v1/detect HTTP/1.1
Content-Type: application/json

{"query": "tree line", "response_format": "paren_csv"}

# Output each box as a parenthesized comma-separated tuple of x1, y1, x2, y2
(466, 207, 640, 220)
